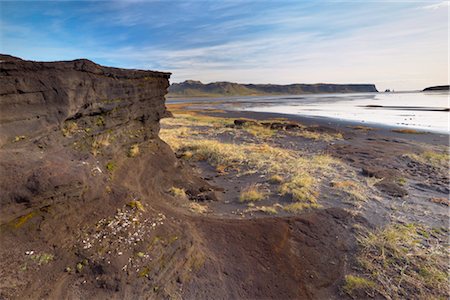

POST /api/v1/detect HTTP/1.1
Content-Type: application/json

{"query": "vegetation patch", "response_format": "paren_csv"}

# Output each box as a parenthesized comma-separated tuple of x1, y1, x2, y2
(268, 174, 284, 184)
(242, 124, 275, 138)
(127, 200, 146, 212)
(407, 150, 449, 169)
(354, 223, 449, 299)
(13, 135, 27, 142)
(106, 161, 115, 172)
(128, 144, 140, 157)
(290, 129, 343, 141)
(188, 202, 208, 214)
(14, 211, 36, 228)
(330, 180, 366, 202)
(30, 252, 54, 266)
(279, 173, 317, 203)
(343, 275, 376, 297)
(62, 121, 79, 137)
(96, 116, 106, 127)
(169, 187, 187, 199)
(239, 184, 266, 202)
(392, 128, 426, 134)
(91, 133, 111, 156)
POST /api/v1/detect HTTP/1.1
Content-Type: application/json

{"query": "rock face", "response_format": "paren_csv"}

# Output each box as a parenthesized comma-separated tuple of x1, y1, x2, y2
(0, 55, 205, 299)
(168, 80, 378, 97)
(0, 54, 170, 145)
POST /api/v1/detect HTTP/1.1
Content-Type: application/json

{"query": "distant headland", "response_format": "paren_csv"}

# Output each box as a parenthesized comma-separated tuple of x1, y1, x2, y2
(168, 80, 378, 98)
(423, 85, 449, 92)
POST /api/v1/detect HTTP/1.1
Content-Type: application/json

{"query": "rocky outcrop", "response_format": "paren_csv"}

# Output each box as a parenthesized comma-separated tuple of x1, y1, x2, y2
(0, 55, 207, 299)
(0, 54, 170, 145)
(168, 80, 378, 97)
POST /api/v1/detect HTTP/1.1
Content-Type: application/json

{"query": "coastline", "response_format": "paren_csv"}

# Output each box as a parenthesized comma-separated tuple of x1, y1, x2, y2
(208, 109, 450, 146)
(167, 98, 449, 146)
(166, 91, 449, 137)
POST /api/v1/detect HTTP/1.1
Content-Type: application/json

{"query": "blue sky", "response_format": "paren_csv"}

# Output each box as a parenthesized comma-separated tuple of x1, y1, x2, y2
(0, 0, 448, 90)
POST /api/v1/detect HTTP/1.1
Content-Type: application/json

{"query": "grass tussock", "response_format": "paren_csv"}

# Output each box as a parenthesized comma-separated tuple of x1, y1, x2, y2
(243, 124, 276, 138)
(91, 134, 111, 156)
(188, 202, 208, 214)
(169, 187, 187, 199)
(128, 144, 140, 157)
(354, 223, 449, 299)
(330, 180, 366, 202)
(279, 173, 317, 203)
(268, 174, 284, 184)
(343, 275, 376, 297)
(106, 161, 115, 172)
(239, 184, 266, 202)
(62, 121, 78, 137)
(127, 200, 145, 211)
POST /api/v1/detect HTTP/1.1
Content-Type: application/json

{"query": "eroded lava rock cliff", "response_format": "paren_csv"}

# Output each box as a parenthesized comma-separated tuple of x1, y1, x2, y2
(0, 55, 361, 299)
(0, 55, 206, 298)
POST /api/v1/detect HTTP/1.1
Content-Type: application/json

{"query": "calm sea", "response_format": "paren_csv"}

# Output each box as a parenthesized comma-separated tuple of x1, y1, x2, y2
(168, 91, 449, 133)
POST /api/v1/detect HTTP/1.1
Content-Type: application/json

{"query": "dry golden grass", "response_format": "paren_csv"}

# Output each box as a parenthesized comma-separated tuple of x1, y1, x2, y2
(343, 275, 376, 297)
(160, 112, 347, 210)
(407, 150, 449, 169)
(62, 121, 78, 137)
(169, 187, 187, 199)
(188, 202, 208, 214)
(290, 130, 343, 141)
(239, 184, 266, 202)
(127, 200, 145, 211)
(91, 133, 111, 156)
(268, 174, 284, 184)
(354, 223, 449, 299)
(392, 128, 426, 134)
(330, 180, 366, 202)
(279, 173, 317, 203)
(128, 144, 140, 157)
(242, 124, 276, 138)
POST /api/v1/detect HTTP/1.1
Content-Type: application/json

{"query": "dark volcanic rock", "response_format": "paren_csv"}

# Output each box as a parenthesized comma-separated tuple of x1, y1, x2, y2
(0, 55, 206, 299)
(0, 54, 171, 145)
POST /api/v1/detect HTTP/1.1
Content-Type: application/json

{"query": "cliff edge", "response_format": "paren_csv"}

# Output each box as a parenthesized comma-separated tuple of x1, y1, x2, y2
(0, 55, 209, 299)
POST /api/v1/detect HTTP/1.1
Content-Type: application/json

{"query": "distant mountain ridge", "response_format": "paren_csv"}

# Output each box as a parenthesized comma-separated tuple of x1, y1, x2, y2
(422, 85, 449, 92)
(168, 80, 378, 97)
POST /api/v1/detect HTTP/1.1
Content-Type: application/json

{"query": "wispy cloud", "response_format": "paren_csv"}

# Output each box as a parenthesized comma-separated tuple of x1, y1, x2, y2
(422, 1, 449, 10)
(0, 1, 447, 90)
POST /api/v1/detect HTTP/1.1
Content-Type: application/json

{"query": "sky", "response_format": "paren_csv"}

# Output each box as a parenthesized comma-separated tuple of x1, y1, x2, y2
(0, 0, 448, 91)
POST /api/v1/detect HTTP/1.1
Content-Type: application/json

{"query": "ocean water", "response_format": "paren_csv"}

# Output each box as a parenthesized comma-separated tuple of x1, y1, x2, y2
(168, 91, 449, 133)
(236, 92, 449, 133)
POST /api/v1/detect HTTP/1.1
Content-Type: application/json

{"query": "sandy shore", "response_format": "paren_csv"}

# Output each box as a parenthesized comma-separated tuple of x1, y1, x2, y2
(208, 109, 450, 146)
